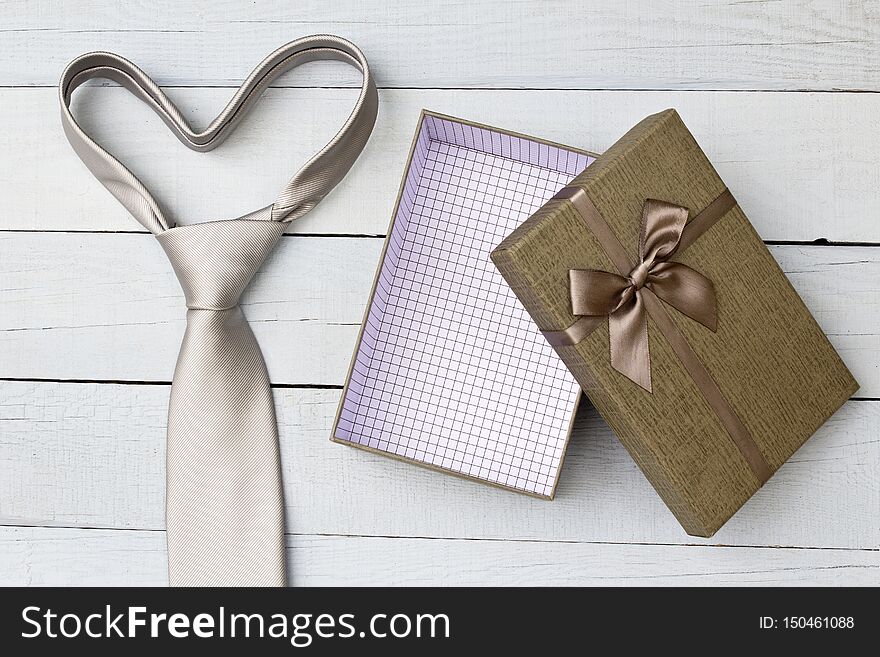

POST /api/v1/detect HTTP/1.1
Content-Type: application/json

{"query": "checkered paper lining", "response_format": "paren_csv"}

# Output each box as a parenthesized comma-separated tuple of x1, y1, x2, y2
(336, 114, 593, 496)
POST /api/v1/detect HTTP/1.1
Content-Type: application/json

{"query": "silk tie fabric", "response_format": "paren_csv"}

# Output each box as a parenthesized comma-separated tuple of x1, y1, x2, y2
(59, 35, 379, 586)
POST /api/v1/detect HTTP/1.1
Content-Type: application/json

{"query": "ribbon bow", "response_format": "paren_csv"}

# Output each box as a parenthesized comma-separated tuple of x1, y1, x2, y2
(569, 199, 717, 392)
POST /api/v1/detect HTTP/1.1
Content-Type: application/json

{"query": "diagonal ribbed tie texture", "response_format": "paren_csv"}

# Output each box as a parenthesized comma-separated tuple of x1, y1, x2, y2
(158, 219, 287, 586)
(59, 36, 378, 586)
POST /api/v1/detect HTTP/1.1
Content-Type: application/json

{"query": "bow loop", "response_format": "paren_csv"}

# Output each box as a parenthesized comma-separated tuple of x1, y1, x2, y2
(568, 198, 716, 391)
(647, 261, 717, 332)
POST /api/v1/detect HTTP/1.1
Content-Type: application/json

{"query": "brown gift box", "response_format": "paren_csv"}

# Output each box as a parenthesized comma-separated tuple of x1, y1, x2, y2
(491, 109, 858, 536)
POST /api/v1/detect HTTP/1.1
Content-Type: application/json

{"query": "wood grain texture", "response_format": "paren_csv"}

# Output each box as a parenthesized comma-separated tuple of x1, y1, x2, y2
(1, 88, 878, 241)
(2, 0, 878, 588)
(2, 381, 876, 550)
(1, 234, 876, 394)
(1, 0, 877, 91)
(2, 527, 877, 587)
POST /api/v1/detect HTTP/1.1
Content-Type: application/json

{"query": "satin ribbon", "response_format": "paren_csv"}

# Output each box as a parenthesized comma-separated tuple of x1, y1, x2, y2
(568, 198, 717, 392)
(544, 186, 773, 483)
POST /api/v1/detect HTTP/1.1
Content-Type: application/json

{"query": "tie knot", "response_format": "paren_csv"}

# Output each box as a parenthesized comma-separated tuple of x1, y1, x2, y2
(157, 220, 284, 310)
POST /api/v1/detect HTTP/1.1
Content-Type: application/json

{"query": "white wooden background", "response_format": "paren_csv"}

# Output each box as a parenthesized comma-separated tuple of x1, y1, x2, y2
(1, 0, 878, 586)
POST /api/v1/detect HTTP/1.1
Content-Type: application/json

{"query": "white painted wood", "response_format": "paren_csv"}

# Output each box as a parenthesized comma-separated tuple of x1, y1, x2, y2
(2, 382, 876, 550)
(2, 0, 877, 588)
(1, 234, 876, 394)
(0, 233, 379, 386)
(2, 88, 878, 241)
(2, 527, 876, 586)
(1, 1, 877, 91)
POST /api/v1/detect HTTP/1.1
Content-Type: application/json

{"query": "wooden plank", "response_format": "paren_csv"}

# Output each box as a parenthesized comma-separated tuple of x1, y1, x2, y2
(1, 381, 876, 550)
(1, 1, 877, 90)
(1, 526, 876, 586)
(0, 233, 378, 386)
(1, 234, 876, 394)
(2, 88, 878, 242)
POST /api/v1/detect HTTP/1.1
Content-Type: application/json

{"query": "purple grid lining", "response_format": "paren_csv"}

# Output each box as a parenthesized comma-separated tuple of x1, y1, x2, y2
(336, 114, 593, 496)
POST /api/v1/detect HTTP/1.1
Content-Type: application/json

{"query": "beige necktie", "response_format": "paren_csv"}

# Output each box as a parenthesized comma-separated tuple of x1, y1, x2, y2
(59, 35, 378, 586)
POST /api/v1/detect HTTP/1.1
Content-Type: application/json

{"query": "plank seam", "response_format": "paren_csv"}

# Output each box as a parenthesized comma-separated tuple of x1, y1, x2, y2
(2, 85, 879, 93)
(1, 523, 877, 553)
(1, 379, 875, 400)
(0, 376, 343, 390)
(0, 229, 385, 238)
(1, 229, 878, 247)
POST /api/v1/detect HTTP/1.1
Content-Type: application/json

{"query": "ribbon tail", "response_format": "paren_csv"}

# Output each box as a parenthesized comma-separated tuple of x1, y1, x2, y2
(608, 294, 652, 392)
(648, 262, 717, 331)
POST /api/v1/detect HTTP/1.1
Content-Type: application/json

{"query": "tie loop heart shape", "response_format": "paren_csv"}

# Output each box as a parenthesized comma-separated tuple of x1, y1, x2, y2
(60, 34, 378, 234)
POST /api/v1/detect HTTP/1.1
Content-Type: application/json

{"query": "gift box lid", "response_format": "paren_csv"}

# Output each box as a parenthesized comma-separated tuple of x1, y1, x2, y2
(491, 109, 858, 537)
